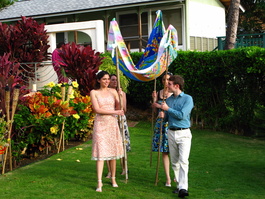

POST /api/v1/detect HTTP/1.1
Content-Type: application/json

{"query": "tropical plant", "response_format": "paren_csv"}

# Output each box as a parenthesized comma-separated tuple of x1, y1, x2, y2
(0, 16, 50, 81)
(0, 111, 8, 147)
(58, 43, 104, 96)
(13, 81, 94, 158)
(0, 53, 26, 115)
(40, 81, 94, 141)
(0, 16, 49, 62)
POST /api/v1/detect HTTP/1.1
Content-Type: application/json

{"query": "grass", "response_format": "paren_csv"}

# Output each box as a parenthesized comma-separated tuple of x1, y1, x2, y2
(1, 121, 265, 199)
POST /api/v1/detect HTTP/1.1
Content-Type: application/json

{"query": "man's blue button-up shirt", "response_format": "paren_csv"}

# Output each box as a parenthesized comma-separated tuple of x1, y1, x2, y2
(165, 92, 194, 129)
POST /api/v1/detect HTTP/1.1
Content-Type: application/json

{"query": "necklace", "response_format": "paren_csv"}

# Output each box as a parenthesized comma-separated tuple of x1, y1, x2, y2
(161, 89, 169, 99)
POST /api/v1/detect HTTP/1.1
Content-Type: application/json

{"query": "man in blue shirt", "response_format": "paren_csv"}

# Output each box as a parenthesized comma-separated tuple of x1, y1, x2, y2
(155, 75, 194, 198)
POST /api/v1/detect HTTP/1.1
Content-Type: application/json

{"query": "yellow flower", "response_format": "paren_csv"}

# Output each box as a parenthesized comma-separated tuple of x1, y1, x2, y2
(55, 92, 62, 98)
(50, 126, 58, 134)
(73, 114, 80, 119)
(72, 81, 79, 88)
(57, 83, 62, 87)
(47, 81, 55, 88)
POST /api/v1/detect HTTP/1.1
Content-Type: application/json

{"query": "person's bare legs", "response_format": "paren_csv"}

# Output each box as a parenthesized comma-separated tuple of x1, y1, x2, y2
(163, 152, 171, 186)
(109, 159, 118, 187)
(96, 160, 104, 192)
(106, 160, 111, 178)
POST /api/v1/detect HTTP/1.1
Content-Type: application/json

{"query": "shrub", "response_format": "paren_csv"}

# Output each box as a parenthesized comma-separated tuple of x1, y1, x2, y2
(13, 82, 94, 158)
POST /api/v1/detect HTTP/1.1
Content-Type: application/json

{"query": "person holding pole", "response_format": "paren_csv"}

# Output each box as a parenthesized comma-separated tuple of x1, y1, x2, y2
(90, 70, 124, 192)
(105, 74, 131, 178)
(154, 75, 194, 198)
(152, 72, 173, 187)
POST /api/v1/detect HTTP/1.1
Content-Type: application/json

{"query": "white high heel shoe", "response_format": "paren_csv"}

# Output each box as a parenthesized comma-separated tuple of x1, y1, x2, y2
(111, 177, 118, 187)
(96, 180, 103, 192)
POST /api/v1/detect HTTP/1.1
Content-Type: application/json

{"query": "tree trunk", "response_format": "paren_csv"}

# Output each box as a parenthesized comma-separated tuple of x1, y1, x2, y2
(224, 0, 241, 50)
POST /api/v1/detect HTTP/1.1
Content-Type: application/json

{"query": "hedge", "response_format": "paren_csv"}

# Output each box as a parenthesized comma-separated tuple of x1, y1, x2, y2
(126, 47, 265, 136)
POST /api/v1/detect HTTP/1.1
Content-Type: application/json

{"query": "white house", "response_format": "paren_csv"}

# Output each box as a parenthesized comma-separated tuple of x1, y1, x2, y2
(0, 0, 232, 88)
(0, 0, 233, 52)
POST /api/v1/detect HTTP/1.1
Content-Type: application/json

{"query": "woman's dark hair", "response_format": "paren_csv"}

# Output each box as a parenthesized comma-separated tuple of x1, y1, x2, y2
(94, 70, 110, 89)
(167, 72, 173, 76)
(57, 42, 65, 49)
(110, 74, 117, 78)
(161, 71, 173, 83)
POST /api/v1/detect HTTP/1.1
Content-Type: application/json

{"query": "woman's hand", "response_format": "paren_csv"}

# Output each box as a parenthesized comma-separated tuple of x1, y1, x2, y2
(116, 109, 124, 116)
(152, 91, 157, 99)
(117, 88, 123, 96)
(160, 102, 169, 111)
(152, 102, 160, 109)
(159, 111, 164, 118)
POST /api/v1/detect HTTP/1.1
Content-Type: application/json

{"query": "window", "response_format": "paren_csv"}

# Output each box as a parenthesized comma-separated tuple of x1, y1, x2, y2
(118, 8, 182, 51)
(119, 12, 148, 51)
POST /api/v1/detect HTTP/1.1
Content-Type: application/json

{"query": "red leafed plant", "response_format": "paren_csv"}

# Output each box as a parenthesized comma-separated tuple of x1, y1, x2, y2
(0, 53, 26, 115)
(14, 16, 50, 63)
(0, 16, 50, 81)
(58, 43, 104, 96)
(0, 16, 49, 62)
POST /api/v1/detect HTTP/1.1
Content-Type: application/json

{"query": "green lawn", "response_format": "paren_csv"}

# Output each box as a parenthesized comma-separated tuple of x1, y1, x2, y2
(1, 121, 265, 199)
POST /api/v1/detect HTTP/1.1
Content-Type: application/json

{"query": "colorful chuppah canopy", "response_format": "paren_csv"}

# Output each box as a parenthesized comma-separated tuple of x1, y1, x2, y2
(107, 10, 178, 82)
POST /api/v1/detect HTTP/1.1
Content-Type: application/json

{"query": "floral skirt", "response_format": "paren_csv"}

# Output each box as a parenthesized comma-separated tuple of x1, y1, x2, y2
(152, 117, 169, 153)
(118, 115, 131, 152)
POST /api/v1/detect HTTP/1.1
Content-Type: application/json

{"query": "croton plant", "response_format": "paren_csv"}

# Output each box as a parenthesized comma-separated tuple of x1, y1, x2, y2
(58, 42, 104, 96)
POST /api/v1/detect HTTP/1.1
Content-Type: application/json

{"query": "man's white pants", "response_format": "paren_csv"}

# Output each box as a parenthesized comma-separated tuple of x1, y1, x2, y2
(168, 129, 192, 190)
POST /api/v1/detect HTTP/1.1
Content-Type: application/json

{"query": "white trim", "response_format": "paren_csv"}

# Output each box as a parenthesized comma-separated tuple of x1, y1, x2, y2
(45, 20, 105, 53)
(46, 17, 68, 44)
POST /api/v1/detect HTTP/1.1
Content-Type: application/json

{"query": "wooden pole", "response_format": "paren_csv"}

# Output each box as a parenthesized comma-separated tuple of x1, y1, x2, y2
(155, 50, 169, 186)
(116, 47, 128, 182)
(64, 85, 73, 150)
(61, 84, 66, 101)
(8, 85, 20, 170)
(57, 84, 67, 153)
(2, 85, 11, 174)
(150, 78, 157, 167)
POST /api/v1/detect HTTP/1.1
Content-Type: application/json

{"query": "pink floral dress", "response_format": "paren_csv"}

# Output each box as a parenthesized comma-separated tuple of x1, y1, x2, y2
(91, 92, 124, 160)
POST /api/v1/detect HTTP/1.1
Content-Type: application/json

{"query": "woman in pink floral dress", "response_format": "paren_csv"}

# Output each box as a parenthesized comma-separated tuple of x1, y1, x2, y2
(90, 70, 124, 192)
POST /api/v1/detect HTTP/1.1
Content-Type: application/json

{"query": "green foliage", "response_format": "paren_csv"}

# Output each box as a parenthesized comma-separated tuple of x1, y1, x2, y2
(251, 105, 265, 137)
(239, 0, 265, 34)
(0, 111, 8, 147)
(13, 82, 94, 159)
(100, 52, 130, 93)
(127, 47, 265, 135)
(0, 0, 14, 8)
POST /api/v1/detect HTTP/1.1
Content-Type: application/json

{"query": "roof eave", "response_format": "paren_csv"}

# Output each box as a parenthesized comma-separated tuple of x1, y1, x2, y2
(0, 0, 184, 22)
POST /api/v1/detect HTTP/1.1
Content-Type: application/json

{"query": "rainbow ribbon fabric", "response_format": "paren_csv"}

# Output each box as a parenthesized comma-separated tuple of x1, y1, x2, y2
(107, 10, 178, 82)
